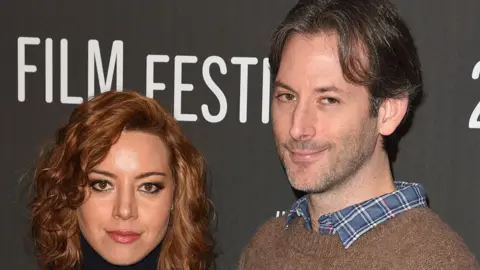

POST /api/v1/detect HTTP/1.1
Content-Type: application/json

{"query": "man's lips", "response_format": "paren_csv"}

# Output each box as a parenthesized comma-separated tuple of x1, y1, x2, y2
(288, 149, 327, 164)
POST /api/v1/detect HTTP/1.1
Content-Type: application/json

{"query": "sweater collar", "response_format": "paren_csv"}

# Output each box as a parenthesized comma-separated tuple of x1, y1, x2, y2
(285, 181, 428, 248)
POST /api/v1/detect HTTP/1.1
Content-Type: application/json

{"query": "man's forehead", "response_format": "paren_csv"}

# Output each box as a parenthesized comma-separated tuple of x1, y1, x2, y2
(278, 31, 370, 90)
(282, 31, 369, 66)
(283, 32, 339, 54)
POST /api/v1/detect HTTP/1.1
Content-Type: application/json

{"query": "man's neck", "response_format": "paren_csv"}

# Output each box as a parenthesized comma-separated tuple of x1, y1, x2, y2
(308, 150, 395, 232)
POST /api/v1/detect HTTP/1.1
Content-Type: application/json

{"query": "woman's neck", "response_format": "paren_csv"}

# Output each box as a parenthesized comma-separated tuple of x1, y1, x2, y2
(80, 233, 161, 270)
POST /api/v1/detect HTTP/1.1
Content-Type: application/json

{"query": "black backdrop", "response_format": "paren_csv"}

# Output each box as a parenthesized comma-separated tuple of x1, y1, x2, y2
(2, 1, 480, 269)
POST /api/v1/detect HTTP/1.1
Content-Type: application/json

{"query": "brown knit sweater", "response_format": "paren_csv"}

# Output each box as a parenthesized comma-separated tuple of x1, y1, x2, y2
(238, 208, 479, 269)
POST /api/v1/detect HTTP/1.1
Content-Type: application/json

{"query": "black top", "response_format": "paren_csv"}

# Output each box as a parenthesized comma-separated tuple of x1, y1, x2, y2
(80, 233, 161, 270)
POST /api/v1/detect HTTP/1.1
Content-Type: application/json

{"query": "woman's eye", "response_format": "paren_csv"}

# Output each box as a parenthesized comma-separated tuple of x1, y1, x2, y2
(139, 183, 163, 194)
(89, 180, 113, 192)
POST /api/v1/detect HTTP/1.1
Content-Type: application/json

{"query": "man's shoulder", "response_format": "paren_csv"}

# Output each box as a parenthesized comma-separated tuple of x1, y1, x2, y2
(246, 216, 287, 245)
(379, 207, 479, 268)
(237, 216, 288, 269)
(394, 207, 468, 242)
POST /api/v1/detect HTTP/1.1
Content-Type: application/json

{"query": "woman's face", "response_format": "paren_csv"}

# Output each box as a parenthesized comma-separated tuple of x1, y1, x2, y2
(77, 131, 174, 265)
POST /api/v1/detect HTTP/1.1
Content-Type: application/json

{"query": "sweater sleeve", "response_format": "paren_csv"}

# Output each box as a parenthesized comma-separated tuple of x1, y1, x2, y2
(237, 245, 251, 270)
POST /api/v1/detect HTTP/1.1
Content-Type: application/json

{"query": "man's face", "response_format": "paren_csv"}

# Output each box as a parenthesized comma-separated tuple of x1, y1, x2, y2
(272, 32, 381, 193)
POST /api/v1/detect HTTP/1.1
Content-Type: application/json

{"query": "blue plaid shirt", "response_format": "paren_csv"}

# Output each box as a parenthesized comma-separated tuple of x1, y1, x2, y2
(285, 181, 428, 248)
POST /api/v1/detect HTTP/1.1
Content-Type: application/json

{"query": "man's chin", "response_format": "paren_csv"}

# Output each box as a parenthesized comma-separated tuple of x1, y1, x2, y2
(289, 177, 318, 192)
(287, 173, 333, 194)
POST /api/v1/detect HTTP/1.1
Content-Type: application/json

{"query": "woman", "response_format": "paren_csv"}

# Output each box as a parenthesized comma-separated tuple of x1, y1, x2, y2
(29, 90, 215, 269)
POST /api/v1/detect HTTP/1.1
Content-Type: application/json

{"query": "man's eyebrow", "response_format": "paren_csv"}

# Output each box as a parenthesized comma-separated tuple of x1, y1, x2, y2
(274, 80, 346, 95)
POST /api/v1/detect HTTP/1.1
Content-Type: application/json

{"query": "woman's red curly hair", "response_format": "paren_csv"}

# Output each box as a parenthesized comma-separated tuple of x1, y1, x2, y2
(30, 90, 215, 269)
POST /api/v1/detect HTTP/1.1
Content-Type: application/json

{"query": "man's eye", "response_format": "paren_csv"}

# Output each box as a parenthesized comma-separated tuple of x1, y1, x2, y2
(276, 93, 296, 102)
(320, 97, 339, 104)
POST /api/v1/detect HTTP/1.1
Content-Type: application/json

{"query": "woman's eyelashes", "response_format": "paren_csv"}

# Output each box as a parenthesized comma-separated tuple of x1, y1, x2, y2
(89, 180, 113, 192)
(138, 182, 164, 195)
(88, 179, 164, 195)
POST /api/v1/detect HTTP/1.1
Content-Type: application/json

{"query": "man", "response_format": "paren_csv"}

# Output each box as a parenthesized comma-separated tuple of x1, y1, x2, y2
(238, 0, 479, 269)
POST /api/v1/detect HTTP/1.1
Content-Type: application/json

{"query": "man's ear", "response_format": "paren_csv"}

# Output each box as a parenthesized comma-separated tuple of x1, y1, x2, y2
(376, 95, 408, 136)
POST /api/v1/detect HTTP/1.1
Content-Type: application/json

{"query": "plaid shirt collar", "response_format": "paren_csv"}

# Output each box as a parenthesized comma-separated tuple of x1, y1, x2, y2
(285, 181, 428, 248)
